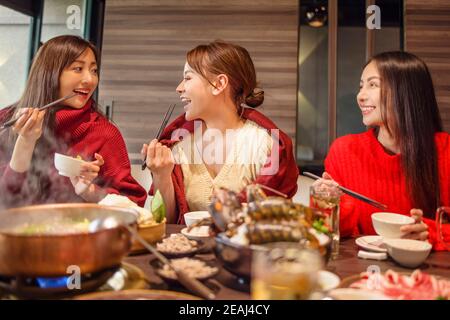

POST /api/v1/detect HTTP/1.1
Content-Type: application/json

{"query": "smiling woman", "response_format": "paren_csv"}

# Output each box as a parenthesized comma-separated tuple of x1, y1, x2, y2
(0, 35, 146, 208)
(319, 51, 450, 251)
(142, 41, 299, 224)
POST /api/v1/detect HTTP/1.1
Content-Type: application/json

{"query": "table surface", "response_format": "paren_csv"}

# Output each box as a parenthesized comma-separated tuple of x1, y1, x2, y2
(124, 224, 450, 299)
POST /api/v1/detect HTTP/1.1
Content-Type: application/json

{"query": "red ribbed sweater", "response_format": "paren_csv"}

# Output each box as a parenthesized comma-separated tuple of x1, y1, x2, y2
(0, 99, 146, 208)
(325, 128, 450, 251)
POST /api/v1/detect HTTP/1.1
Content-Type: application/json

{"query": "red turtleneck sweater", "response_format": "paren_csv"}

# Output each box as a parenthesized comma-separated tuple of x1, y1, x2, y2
(325, 128, 450, 251)
(0, 100, 146, 208)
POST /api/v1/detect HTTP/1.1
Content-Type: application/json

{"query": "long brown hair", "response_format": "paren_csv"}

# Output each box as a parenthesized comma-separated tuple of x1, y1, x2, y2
(186, 40, 264, 110)
(1, 35, 101, 202)
(368, 51, 443, 217)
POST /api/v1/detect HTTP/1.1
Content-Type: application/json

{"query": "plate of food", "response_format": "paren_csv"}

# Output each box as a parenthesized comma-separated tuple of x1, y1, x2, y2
(338, 269, 449, 300)
(150, 257, 219, 283)
(156, 233, 205, 258)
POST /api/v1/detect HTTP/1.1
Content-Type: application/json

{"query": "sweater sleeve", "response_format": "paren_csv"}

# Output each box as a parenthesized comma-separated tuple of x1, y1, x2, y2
(325, 139, 360, 238)
(240, 129, 299, 200)
(94, 125, 147, 207)
(0, 108, 29, 204)
(0, 164, 28, 199)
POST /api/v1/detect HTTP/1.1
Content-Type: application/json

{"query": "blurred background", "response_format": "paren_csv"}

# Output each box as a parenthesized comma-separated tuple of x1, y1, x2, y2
(0, 0, 448, 175)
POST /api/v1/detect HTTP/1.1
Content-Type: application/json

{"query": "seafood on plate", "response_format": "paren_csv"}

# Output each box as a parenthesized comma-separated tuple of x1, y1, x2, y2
(190, 184, 331, 257)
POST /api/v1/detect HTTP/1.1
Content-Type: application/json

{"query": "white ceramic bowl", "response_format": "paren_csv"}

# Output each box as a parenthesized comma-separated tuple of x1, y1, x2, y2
(383, 239, 432, 268)
(184, 211, 211, 227)
(371, 212, 415, 239)
(54, 153, 86, 178)
(181, 226, 215, 249)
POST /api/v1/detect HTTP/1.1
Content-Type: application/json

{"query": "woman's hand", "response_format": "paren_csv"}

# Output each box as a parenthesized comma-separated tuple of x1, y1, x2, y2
(70, 153, 105, 199)
(141, 139, 175, 178)
(400, 208, 429, 241)
(12, 108, 46, 143)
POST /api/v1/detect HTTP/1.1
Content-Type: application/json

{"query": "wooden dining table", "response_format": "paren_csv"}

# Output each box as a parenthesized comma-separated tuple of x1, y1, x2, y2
(124, 224, 450, 299)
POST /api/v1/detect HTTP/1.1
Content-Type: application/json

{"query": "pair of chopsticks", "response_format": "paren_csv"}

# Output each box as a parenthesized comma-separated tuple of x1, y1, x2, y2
(0, 92, 77, 132)
(122, 223, 215, 300)
(141, 104, 176, 170)
(303, 171, 388, 210)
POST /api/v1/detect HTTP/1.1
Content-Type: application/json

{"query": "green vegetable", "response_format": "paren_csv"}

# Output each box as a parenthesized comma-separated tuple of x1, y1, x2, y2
(151, 189, 166, 223)
(312, 219, 331, 234)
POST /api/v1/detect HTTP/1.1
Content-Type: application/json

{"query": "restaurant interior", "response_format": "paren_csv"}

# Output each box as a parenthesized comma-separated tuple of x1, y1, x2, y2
(0, 0, 448, 302)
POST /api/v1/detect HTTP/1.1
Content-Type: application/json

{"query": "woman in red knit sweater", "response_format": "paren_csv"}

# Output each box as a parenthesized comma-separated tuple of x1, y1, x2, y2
(319, 51, 449, 250)
(0, 35, 146, 208)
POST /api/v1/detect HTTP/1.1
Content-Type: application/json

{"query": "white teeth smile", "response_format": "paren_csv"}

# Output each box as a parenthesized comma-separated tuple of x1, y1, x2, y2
(181, 97, 191, 104)
(361, 106, 376, 112)
(73, 89, 90, 95)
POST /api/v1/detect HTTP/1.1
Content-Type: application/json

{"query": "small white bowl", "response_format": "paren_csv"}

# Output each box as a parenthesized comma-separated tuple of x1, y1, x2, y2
(383, 239, 432, 268)
(317, 271, 341, 292)
(54, 153, 86, 178)
(184, 211, 211, 227)
(181, 226, 215, 249)
(371, 212, 415, 239)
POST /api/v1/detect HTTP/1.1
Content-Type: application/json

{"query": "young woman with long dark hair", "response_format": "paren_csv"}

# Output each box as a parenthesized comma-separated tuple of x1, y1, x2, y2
(0, 35, 146, 208)
(318, 51, 449, 250)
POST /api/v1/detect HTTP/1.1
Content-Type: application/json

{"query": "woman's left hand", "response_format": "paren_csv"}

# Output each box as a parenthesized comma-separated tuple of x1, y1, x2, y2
(400, 208, 429, 241)
(70, 153, 104, 198)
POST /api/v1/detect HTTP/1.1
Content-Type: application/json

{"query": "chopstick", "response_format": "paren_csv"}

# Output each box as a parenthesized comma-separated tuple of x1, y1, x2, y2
(122, 223, 215, 300)
(303, 171, 388, 210)
(0, 92, 77, 131)
(141, 103, 176, 170)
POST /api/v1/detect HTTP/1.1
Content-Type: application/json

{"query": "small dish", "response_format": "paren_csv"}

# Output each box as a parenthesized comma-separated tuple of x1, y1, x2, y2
(317, 270, 341, 292)
(156, 235, 206, 259)
(355, 235, 387, 253)
(181, 226, 215, 249)
(371, 212, 415, 239)
(54, 153, 86, 178)
(184, 211, 211, 227)
(150, 257, 219, 283)
(131, 219, 166, 253)
(383, 238, 432, 268)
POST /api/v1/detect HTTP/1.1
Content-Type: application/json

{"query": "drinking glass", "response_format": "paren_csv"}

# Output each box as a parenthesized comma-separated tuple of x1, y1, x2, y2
(435, 207, 450, 250)
(251, 243, 322, 300)
(309, 184, 342, 259)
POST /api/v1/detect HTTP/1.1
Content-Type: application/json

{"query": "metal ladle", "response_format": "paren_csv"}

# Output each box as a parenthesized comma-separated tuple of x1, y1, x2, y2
(89, 217, 216, 300)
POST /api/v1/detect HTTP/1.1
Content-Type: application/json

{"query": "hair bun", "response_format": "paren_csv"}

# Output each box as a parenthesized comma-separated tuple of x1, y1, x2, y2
(245, 88, 264, 108)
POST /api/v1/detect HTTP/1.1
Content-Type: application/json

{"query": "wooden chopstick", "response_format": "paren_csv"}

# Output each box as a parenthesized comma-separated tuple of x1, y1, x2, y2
(141, 104, 176, 170)
(303, 171, 388, 210)
(0, 92, 77, 131)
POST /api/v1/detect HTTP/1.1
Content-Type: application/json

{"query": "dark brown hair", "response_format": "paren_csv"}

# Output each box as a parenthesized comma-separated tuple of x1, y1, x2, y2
(1, 35, 100, 201)
(186, 40, 264, 109)
(368, 51, 443, 217)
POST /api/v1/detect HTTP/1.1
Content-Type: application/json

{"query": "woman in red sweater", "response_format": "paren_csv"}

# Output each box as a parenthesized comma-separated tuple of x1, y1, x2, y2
(319, 51, 449, 250)
(141, 41, 299, 224)
(0, 35, 146, 208)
